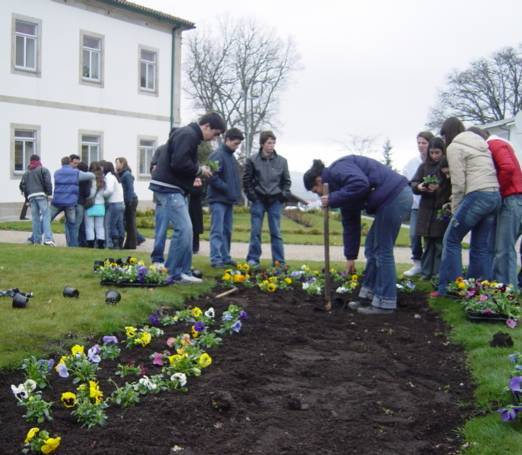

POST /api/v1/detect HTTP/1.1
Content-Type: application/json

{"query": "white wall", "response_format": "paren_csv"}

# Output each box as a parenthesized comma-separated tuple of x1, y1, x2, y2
(0, 0, 182, 206)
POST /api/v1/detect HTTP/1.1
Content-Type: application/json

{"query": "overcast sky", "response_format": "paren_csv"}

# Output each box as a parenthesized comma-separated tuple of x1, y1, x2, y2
(138, 0, 522, 173)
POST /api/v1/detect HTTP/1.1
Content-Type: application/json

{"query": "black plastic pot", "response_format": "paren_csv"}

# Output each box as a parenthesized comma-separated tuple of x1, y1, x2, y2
(105, 290, 121, 304)
(12, 293, 29, 308)
(466, 311, 509, 323)
(63, 287, 80, 298)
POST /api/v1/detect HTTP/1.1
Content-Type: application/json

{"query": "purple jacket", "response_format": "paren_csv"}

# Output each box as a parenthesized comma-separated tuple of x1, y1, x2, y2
(321, 155, 408, 259)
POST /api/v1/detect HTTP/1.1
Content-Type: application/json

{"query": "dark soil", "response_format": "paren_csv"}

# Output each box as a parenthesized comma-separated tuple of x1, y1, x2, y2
(0, 287, 475, 454)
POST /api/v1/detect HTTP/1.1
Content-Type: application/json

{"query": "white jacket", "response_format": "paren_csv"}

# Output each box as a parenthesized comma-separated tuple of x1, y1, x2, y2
(103, 173, 124, 204)
(447, 131, 499, 211)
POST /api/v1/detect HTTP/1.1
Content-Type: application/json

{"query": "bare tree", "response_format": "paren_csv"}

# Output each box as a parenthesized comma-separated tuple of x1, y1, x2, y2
(381, 138, 393, 169)
(184, 17, 301, 157)
(427, 44, 522, 129)
(338, 134, 378, 157)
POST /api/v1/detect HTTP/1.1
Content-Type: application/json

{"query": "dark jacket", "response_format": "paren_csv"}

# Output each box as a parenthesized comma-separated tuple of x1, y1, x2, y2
(119, 169, 138, 205)
(149, 123, 203, 194)
(78, 180, 91, 206)
(207, 144, 241, 205)
(20, 166, 52, 199)
(243, 150, 291, 204)
(411, 160, 451, 238)
(52, 165, 79, 208)
(321, 155, 408, 260)
(189, 185, 204, 235)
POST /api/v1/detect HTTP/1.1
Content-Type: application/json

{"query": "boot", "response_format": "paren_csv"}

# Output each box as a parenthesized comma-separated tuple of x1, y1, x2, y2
(86, 240, 95, 248)
(404, 260, 422, 277)
(97, 239, 106, 249)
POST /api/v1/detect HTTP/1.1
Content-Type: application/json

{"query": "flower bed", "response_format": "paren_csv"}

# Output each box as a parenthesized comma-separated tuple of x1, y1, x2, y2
(95, 258, 173, 287)
(6, 302, 246, 453)
(446, 277, 521, 328)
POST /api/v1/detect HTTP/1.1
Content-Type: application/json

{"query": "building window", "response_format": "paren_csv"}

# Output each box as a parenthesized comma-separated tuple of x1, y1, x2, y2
(139, 47, 158, 94)
(138, 138, 156, 176)
(13, 128, 37, 173)
(12, 15, 41, 75)
(81, 134, 101, 165)
(80, 31, 104, 86)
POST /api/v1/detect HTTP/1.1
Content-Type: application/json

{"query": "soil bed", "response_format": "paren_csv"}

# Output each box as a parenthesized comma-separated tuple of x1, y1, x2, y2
(0, 287, 475, 454)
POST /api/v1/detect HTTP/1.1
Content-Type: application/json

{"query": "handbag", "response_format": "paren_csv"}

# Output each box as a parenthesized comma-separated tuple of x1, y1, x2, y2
(83, 197, 95, 209)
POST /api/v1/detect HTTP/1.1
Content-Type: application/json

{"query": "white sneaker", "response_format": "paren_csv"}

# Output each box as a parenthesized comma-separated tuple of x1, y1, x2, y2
(43, 240, 56, 247)
(179, 273, 203, 284)
(404, 260, 421, 277)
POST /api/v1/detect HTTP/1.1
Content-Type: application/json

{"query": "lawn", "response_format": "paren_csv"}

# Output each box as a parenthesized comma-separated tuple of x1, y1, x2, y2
(0, 209, 412, 247)
(0, 243, 517, 452)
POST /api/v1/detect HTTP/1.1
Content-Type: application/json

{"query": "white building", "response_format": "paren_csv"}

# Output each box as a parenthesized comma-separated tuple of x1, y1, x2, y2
(482, 114, 522, 161)
(0, 0, 194, 219)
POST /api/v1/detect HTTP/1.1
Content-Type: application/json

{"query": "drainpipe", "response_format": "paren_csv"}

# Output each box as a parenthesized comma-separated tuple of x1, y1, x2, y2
(170, 27, 178, 130)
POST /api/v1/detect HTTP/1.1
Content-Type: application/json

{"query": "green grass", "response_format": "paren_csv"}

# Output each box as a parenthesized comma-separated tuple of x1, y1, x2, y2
(428, 290, 522, 453)
(0, 210, 412, 247)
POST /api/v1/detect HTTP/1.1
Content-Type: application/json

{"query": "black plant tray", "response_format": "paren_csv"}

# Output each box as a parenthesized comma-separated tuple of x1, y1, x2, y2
(466, 311, 509, 323)
(100, 280, 168, 288)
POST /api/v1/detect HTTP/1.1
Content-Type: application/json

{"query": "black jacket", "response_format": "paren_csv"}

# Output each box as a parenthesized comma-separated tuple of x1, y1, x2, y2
(150, 123, 202, 194)
(243, 150, 291, 203)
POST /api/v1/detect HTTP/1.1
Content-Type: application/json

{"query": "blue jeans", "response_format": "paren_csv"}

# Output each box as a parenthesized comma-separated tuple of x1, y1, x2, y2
(246, 199, 284, 265)
(30, 197, 53, 244)
(493, 194, 522, 288)
(359, 186, 412, 309)
(105, 202, 125, 247)
(409, 209, 423, 260)
(51, 204, 77, 246)
(154, 192, 193, 279)
(151, 200, 169, 264)
(438, 191, 501, 294)
(209, 202, 233, 265)
(75, 204, 86, 247)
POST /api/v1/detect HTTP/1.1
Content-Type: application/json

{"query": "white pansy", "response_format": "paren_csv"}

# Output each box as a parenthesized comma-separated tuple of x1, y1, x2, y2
(170, 372, 187, 387)
(204, 307, 215, 319)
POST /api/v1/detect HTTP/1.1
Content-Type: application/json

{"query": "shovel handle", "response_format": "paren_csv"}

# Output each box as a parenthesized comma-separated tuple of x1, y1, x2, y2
(323, 183, 331, 310)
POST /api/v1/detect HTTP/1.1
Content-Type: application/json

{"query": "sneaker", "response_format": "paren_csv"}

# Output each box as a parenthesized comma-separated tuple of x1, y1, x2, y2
(404, 261, 422, 277)
(179, 273, 203, 284)
(357, 306, 395, 315)
(43, 240, 56, 247)
(347, 300, 370, 310)
(247, 260, 260, 269)
(224, 260, 238, 267)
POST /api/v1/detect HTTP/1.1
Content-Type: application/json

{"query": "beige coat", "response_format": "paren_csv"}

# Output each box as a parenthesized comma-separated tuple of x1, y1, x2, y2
(447, 131, 499, 211)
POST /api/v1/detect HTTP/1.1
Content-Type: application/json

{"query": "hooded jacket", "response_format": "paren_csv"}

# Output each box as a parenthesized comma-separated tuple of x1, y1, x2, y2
(207, 143, 242, 205)
(486, 135, 522, 198)
(447, 131, 499, 211)
(20, 166, 52, 200)
(321, 155, 408, 259)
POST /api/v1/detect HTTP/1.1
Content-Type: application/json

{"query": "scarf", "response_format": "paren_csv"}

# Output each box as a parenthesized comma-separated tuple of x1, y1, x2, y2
(28, 160, 42, 170)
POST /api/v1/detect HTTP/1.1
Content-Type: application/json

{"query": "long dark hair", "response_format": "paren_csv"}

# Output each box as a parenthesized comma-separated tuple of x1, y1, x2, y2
(101, 160, 120, 182)
(115, 157, 131, 174)
(440, 117, 465, 146)
(89, 161, 105, 191)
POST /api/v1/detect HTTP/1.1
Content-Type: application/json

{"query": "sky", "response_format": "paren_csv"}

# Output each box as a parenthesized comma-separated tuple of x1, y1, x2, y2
(137, 0, 522, 173)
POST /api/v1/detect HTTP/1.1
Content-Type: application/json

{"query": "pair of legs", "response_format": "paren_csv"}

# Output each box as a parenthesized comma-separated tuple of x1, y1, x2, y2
(438, 191, 501, 294)
(50, 204, 77, 247)
(358, 187, 413, 310)
(421, 237, 443, 279)
(209, 202, 234, 266)
(105, 202, 125, 249)
(246, 199, 285, 266)
(29, 196, 53, 244)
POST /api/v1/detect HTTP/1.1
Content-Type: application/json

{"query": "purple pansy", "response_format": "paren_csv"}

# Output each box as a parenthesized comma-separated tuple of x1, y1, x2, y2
(232, 320, 242, 333)
(56, 363, 69, 378)
(499, 407, 519, 422)
(102, 335, 119, 345)
(88, 345, 101, 363)
(148, 312, 161, 327)
(194, 321, 205, 332)
(151, 352, 164, 366)
(239, 310, 248, 320)
(509, 376, 522, 393)
(506, 319, 518, 329)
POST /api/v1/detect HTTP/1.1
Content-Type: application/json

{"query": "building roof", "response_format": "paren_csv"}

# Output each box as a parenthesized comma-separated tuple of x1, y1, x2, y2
(97, 0, 195, 29)
(481, 117, 515, 129)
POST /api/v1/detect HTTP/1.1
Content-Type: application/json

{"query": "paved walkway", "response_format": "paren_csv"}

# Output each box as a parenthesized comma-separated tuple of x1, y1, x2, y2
(0, 229, 471, 265)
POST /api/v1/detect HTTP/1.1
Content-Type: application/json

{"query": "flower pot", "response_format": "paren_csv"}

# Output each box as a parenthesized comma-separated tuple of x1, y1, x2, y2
(105, 289, 121, 304)
(12, 293, 29, 308)
(63, 287, 80, 298)
(466, 311, 509, 323)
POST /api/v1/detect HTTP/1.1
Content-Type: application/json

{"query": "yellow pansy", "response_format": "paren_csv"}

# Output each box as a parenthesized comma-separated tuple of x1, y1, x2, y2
(267, 283, 277, 293)
(168, 354, 184, 366)
(222, 273, 232, 281)
(125, 326, 137, 338)
(284, 277, 292, 285)
(41, 436, 61, 454)
(198, 353, 212, 368)
(71, 345, 84, 356)
(176, 347, 185, 355)
(181, 333, 192, 346)
(269, 276, 278, 283)
(61, 391, 77, 408)
(136, 332, 152, 347)
(233, 274, 245, 283)
(351, 274, 359, 281)
(89, 380, 103, 404)
(24, 427, 39, 444)
(191, 326, 200, 338)
(457, 282, 466, 289)
(128, 257, 138, 265)
(191, 307, 203, 318)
